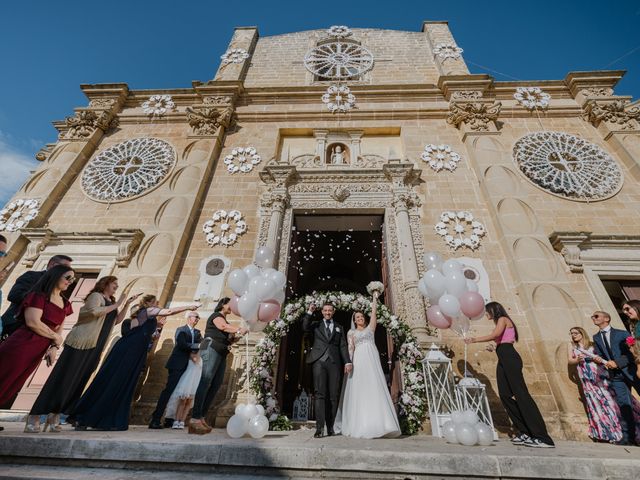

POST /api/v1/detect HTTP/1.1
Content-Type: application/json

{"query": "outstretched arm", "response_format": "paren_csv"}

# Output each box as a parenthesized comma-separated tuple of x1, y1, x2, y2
(465, 317, 508, 344)
(302, 303, 318, 332)
(369, 293, 378, 332)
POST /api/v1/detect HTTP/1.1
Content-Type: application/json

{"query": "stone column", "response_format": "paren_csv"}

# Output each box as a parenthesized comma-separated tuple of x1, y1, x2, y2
(348, 130, 363, 160)
(213, 27, 259, 82)
(314, 130, 329, 164)
(422, 20, 469, 76)
(383, 162, 429, 343)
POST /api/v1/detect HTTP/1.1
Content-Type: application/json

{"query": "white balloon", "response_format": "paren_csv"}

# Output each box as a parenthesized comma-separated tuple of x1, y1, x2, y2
(466, 279, 479, 293)
(451, 410, 465, 425)
(442, 420, 458, 443)
(234, 403, 245, 416)
(475, 423, 494, 446)
(247, 414, 270, 439)
(255, 278, 277, 301)
(228, 269, 249, 296)
(451, 315, 470, 335)
(462, 409, 480, 425)
(423, 251, 444, 271)
(238, 292, 259, 321)
(255, 404, 265, 416)
(269, 270, 287, 289)
(270, 288, 286, 305)
(239, 403, 259, 421)
(251, 319, 268, 332)
(248, 276, 262, 293)
(255, 246, 276, 268)
(243, 264, 261, 279)
(442, 259, 464, 275)
(418, 277, 429, 297)
(438, 294, 461, 318)
(455, 422, 479, 446)
(226, 414, 247, 438)
(424, 269, 446, 299)
(261, 267, 277, 279)
(444, 271, 467, 297)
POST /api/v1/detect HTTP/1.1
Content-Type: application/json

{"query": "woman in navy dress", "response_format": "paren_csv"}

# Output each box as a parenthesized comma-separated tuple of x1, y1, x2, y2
(73, 294, 200, 431)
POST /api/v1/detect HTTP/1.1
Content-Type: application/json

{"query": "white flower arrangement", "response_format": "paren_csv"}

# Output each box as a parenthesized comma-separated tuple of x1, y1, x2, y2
(250, 290, 429, 435)
(202, 209, 247, 247)
(366, 281, 385, 297)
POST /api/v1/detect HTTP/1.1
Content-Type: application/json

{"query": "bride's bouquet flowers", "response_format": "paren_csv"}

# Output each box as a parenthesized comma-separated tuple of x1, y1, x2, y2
(366, 281, 385, 297)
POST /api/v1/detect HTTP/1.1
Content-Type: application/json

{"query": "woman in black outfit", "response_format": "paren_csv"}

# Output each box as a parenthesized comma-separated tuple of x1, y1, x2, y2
(465, 301, 554, 448)
(189, 297, 247, 435)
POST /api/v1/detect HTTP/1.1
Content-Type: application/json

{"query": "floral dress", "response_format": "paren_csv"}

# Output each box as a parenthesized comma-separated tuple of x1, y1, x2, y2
(572, 346, 640, 443)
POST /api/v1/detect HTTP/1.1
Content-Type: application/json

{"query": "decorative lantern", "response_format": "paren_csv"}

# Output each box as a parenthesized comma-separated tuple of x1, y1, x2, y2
(456, 376, 498, 440)
(292, 390, 310, 421)
(421, 343, 461, 436)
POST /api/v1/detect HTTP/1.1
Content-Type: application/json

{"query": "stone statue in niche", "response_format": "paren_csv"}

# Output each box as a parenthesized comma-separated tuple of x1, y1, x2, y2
(330, 145, 347, 165)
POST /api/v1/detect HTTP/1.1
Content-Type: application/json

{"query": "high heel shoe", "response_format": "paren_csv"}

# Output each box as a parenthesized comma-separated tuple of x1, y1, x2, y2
(43, 414, 62, 432)
(24, 415, 41, 433)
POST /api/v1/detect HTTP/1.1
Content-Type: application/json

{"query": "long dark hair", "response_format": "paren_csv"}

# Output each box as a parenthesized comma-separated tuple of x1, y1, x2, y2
(485, 301, 519, 342)
(30, 265, 74, 299)
(353, 310, 370, 327)
(214, 297, 231, 313)
(86, 275, 118, 302)
(622, 299, 640, 327)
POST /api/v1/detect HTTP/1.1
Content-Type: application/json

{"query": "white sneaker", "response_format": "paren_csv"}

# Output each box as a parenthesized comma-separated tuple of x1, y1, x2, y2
(524, 437, 555, 448)
(172, 421, 181, 429)
(510, 433, 530, 445)
(179, 421, 185, 429)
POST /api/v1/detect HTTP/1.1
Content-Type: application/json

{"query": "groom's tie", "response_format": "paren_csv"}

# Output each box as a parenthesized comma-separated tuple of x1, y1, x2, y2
(325, 320, 332, 337)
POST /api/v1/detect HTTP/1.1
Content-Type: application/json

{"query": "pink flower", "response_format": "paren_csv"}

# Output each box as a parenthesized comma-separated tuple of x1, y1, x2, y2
(626, 336, 636, 347)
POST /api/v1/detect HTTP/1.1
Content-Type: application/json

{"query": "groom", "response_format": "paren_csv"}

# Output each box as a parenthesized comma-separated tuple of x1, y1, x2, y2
(303, 302, 352, 438)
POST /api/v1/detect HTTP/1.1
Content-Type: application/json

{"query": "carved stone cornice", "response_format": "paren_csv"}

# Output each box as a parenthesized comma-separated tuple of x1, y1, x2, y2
(583, 99, 640, 130)
(447, 100, 501, 132)
(19, 228, 144, 268)
(550, 231, 640, 273)
(259, 164, 297, 189)
(186, 103, 234, 136)
(57, 108, 119, 140)
(564, 70, 625, 100)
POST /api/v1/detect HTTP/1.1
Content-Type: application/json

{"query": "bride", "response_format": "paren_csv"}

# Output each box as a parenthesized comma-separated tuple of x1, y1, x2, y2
(338, 292, 401, 438)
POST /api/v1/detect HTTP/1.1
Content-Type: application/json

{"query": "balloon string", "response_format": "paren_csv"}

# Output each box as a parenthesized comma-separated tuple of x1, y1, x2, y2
(245, 333, 250, 395)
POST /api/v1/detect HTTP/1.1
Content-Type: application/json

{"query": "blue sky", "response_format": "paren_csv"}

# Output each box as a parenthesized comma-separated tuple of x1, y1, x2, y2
(1, 0, 639, 205)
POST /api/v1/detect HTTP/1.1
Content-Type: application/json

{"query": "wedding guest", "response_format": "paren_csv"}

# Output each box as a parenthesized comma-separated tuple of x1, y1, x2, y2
(465, 301, 554, 448)
(568, 326, 636, 443)
(149, 310, 203, 429)
(591, 310, 640, 445)
(189, 297, 247, 435)
(621, 300, 640, 364)
(0, 265, 75, 413)
(1, 255, 72, 339)
(72, 295, 200, 431)
(25, 277, 140, 432)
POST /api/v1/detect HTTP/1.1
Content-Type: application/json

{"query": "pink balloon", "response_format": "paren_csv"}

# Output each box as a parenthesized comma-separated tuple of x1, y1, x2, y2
(229, 295, 241, 316)
(258, 300, 281, 323)
(427, 305, 452, 329)
(459, 292, 485, 319)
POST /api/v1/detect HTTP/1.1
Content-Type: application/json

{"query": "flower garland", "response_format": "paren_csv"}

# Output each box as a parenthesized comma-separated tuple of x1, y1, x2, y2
(250, 291, 427, 435)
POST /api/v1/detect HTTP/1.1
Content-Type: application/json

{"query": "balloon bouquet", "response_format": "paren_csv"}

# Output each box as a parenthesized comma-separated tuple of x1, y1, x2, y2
(224, 246, 287, 439)
(442, 409, 494, 446)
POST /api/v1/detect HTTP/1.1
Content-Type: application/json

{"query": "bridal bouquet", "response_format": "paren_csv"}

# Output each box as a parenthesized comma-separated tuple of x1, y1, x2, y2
(366, 281, 384, 297)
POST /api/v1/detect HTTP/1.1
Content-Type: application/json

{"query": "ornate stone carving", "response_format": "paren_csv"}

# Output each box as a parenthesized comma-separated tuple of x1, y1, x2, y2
(514, 87, 550, 110)
(304, 40, 374, 80)
(327, 25, 353, 38)
(142, 94, 175, 117)
(451, 91, 482, 101)
(81, 138, 176, 203)
(513, 131, 623, 201)
(420, 144, 461, 172)
(224, 147, 262, 174)
(330, 186, 350, 202)
(21, 229, 53, 267)
(203, 96, 233, 106)
(202, 209, 247, 247)
(447, 101, 501, 131)
(435, 211, 486, 251)
(88, 98, 116, 108)
(0, 199, 40, 232)
(186, 104, 233, 136)
(290, 154, 323, 168)
(35, 144, 55, 161)
(433, 43, 463, 60)
(584, 99, 640, 130)
(353, 154, 386, 168)
(581, 87, 614, 98)
(220, 48, 250, 65)
(110, 229, 145, 267)
(322, 84, 357, 113)
(58, 109, 118, 140)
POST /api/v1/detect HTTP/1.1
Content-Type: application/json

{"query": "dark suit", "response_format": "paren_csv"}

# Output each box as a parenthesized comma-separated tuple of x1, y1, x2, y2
(302, 313, 350, 434)
(1, 270, 45, 338)
(593, 327, 640, 444)
(151, 325, 202, 424)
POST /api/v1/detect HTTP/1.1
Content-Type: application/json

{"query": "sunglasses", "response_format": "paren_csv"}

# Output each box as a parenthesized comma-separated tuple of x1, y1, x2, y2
(63, 274, 76, 283)
(591, 314, 602, 319)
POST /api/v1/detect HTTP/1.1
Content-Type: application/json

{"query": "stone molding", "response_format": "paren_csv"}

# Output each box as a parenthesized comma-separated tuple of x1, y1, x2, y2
(19, 228, 144, 268)
(447, 100, 501, 132)
(583, 99, 640, 130)
(550, 231, 640, 273)
(186, 101, 234, 137)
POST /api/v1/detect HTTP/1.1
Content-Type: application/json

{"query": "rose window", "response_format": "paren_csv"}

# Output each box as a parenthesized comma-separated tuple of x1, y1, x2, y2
(513, 131, 623, 201)
(304, 40, 374, 80)
(81, 138, 176, 202)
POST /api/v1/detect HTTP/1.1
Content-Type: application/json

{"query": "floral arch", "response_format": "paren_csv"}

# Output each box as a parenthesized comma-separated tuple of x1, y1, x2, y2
(250, 291, 427, 435)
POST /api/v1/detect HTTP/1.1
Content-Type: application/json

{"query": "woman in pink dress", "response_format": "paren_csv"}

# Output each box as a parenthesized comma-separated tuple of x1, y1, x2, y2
(0, 265, 74, 419)
(568, 326, 640, 443)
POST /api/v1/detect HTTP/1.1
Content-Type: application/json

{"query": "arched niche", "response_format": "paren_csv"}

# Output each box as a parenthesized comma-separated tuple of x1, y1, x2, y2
(326, 142, 350, 165)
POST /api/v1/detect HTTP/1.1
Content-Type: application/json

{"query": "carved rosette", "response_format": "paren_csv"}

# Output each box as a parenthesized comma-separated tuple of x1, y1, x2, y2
(584, 99, 640, 130)
(447, 101, 501, 132)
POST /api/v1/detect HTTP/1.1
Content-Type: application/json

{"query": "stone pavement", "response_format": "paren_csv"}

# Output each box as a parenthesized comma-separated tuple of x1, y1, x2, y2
(0, 422, 638, 479)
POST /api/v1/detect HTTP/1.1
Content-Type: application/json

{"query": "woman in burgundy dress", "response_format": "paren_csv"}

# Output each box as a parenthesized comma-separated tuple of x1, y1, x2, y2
(0, 265, 74, 424)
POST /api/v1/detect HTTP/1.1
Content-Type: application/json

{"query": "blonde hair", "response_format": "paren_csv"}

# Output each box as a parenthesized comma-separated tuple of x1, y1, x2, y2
(569, 326, 592, 350)
(130, 294, 157, 319)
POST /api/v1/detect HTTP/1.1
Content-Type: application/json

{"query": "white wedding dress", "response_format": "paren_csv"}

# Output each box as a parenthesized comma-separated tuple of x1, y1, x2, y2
(336, 326, 401, 438)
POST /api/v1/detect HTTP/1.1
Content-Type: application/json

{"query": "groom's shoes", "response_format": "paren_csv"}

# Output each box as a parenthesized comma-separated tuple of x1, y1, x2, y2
(313, 430, 324, 438)
(327, 429, 335, 437)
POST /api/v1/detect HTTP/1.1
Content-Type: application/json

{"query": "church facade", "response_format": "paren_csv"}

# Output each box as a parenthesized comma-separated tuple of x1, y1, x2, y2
(1, 21, 640, 439)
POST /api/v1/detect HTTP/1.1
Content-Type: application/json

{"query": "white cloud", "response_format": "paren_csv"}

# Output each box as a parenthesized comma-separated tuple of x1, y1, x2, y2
(0, 132, 39, 206)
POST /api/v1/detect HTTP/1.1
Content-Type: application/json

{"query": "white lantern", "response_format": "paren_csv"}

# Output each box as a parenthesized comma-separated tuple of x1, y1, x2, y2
(292, 390, 310, 421)
(421, 343, 461, 437)
(456, 376, 498, 440)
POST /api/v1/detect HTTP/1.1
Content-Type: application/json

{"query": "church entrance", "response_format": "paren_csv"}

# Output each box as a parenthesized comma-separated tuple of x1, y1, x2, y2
(275, 213, 394, 419)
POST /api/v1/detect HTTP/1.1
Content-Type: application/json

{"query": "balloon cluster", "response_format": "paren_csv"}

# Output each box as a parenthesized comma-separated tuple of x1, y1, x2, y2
(418, 252, 485, 336)
(442, 409, 494, 446)
(227, 246, 287, 331)
(226, 402, 270, 439)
